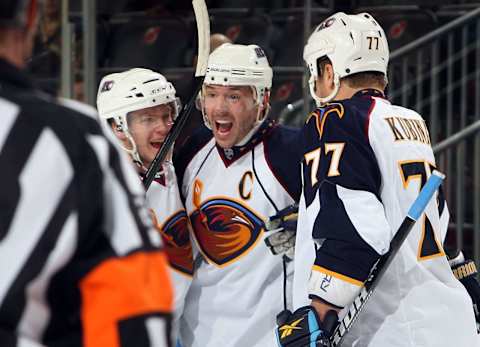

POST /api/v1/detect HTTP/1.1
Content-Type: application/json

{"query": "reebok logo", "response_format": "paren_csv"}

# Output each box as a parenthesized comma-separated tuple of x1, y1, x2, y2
(279, 318, 304, 339)
(320, 274, 332, 292)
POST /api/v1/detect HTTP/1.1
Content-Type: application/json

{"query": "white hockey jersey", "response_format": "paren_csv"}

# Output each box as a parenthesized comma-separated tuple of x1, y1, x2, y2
(293, 89, 478, 346)
(145, 166, 193, 341)
(175, 119, 301, 347)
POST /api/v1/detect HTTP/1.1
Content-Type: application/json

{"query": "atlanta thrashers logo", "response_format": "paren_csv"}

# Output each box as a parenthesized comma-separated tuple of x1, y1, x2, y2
(190, 198, 264, 267)
(152, 209, 194, 276)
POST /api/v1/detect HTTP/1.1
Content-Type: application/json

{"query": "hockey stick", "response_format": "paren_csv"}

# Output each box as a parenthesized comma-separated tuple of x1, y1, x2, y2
(143, 0, 210, 190)
(328, 170, 445, 347)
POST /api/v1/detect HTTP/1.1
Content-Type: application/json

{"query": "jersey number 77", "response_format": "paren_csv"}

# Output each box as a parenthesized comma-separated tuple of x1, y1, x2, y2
(399, 160, 445, 261)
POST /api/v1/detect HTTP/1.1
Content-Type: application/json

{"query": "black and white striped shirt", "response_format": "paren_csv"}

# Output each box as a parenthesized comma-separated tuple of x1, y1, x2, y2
(0, 59, 173, 347)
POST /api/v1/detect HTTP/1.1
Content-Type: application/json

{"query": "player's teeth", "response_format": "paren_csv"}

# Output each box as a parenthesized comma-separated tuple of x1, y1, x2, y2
(216, 121, 232, 132)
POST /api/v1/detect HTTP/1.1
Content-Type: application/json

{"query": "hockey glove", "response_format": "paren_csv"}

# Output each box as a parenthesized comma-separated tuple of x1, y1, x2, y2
(265, 204, 298, 261)
(275, 306, 337, 347)
(449, 251, 480, 329)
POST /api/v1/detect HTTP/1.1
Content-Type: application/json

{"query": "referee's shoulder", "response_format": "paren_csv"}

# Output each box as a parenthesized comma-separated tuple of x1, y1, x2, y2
(5, 90, 105, 138)
(1, 90, 111, 170)
(10, 93, 105, 146)
(44, 95, 102, 132)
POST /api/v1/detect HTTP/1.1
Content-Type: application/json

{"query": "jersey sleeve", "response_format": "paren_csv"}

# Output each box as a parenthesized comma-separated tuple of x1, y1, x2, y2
(147, 175, 194, 342)
(263, 124, 303, 201)
(300, 100, 391, 308)
(437, 185, 450, 244)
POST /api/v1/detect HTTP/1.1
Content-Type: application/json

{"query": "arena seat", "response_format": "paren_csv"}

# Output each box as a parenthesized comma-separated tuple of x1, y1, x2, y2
(209, 13, 275, 59)
(270, 70, 304, 122)
(104, 18, 193, 70)
(270, 11, 329, 67)
(70, 0, 130, 15)
(360, 7, 438, 52)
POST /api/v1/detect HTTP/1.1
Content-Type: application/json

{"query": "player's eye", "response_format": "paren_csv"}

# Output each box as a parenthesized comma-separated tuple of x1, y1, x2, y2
(228, 94, 240, 102)
(141, 115, 154, 123)
(161, 112, 172, 122)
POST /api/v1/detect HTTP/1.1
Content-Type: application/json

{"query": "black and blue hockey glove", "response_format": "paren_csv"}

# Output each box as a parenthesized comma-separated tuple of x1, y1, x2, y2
(275, 306, 337, 347)
(449, 251, 480, 330)
(265, 204, 298, 261)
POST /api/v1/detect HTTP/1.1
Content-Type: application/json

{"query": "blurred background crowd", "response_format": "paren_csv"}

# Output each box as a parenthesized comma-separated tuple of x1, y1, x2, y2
(29, 0, 480, 262)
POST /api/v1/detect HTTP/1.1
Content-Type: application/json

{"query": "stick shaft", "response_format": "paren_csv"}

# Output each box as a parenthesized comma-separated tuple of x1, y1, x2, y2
(143, 0, 210, 190)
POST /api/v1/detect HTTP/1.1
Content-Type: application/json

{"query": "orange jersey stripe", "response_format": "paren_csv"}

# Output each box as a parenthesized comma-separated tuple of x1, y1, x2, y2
(312, 265, 363, 287)
(80, 251, 173, 347)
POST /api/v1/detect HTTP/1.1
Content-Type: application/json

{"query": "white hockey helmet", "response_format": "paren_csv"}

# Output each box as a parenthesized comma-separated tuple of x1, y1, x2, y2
(96, 68, 180, 166)
(201, 43, 273, 129)
(303, 12, 389, 106)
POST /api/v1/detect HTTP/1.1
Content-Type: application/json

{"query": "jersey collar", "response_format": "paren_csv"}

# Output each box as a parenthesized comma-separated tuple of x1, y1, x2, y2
(353, 88, 386, 99)
(216, 118, 276, 167)
(139, 169, 166, 186)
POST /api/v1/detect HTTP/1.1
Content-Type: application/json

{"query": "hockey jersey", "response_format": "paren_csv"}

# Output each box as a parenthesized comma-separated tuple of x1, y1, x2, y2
(293, 89, 478, 346)
(145, 166, 194, 342)
(175, 119, 301, 347)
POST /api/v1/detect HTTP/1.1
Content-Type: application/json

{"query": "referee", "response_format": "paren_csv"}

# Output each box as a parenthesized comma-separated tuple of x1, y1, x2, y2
(0, 1, 173, 346)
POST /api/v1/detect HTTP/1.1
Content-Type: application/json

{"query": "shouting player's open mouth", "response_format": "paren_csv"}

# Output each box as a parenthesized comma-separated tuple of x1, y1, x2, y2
(150, 140, 164, 150)
(214, 119, 233, 137)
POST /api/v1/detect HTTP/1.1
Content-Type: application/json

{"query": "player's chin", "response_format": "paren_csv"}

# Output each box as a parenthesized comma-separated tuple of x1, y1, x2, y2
(213, 131, 237, 149)
(143, 146, 161, 165)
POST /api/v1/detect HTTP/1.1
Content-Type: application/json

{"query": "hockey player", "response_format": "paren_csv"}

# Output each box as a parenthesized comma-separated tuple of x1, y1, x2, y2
(174, 43, 302, 347)
(277, 12, 479, 347)
(96, 68, 194, 340)
(0, 1, 173, 346)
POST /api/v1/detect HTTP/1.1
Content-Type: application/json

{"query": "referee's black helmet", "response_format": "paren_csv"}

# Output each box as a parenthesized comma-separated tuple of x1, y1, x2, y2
(0, 0, 38, 27)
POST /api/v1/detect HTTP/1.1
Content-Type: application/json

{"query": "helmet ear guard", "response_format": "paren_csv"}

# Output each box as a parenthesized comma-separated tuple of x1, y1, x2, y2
(114, 122, 124, 133)
(256, 87, 270, 123)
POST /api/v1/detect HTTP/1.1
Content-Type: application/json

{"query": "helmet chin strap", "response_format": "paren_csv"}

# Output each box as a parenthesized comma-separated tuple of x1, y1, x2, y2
(115, 123, 149, 172)
(122, 131, 146, 170)
(309, 73, 340, 107)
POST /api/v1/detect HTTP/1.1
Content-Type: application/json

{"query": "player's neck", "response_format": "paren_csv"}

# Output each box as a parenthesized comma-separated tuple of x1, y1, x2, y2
(334, 83, 384, 101)
(235, 119, 263, 147)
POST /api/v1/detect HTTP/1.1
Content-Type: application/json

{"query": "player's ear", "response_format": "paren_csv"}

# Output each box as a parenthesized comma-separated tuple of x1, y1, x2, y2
(264, 89, 270, 106)
(324, 63, 335, 86)
(259, 89, 270, 110)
